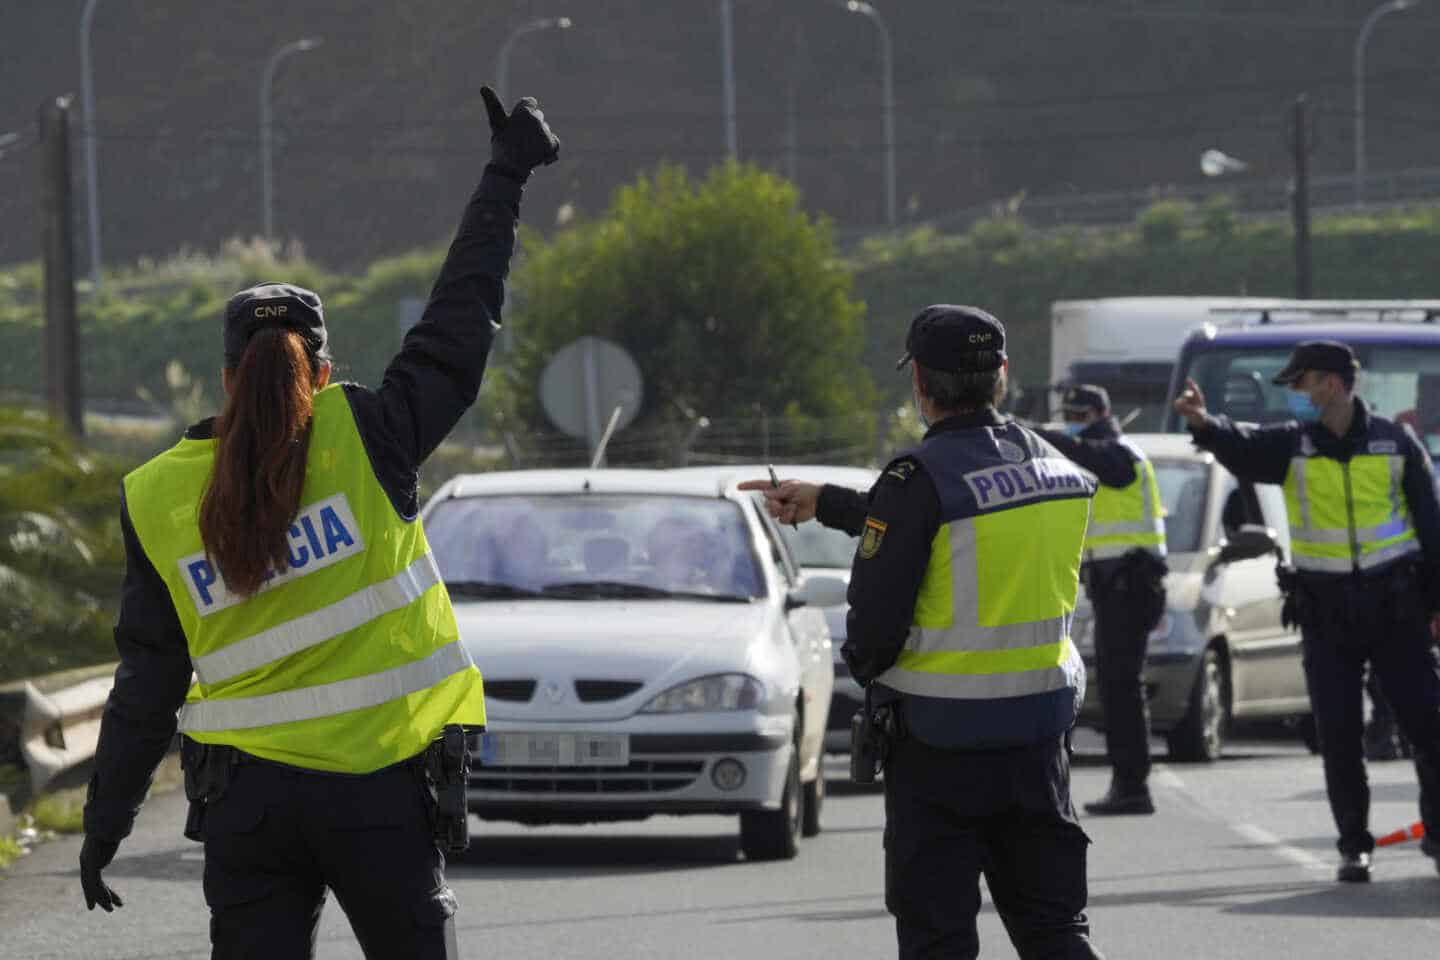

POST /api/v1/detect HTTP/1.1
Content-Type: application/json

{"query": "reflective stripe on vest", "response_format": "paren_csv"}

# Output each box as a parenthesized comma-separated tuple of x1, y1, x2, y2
(876, 448, 1093, 702)
(1085, 441, 1166, 561)
(190, 552, 443, 686)
(179, 640, 475, 732)
(1283, 442, 1419, 574)
(123, 384, 485, 773)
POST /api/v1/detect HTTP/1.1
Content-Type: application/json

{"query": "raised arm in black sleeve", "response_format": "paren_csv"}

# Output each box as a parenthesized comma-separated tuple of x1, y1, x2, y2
(1188, 415, 1299, 486)
(343, 166, 523, 517)
(1033, 428, 1136, 488)
(1396, 426, 1440, 612)
(842, 457, 942, 685)
(83, 487, 194, 843)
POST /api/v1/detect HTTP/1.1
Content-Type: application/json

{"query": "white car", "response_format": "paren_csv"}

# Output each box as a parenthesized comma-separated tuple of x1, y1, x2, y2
(671, 464, 879, 752)
(420, 469, 835, 860)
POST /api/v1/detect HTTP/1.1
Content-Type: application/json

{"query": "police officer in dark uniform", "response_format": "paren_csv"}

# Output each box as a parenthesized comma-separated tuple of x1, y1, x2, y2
(745, 306, 1105, 960)
(1036, 385, 1169, 815)
(78, 89, 559, 957)
(1175, 340, 1440, 882)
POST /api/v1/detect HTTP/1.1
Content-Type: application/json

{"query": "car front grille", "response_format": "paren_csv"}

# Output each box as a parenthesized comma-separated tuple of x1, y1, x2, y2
(573, 679, 643, 702)
(471, 758, 705, 795)
(484, 679, 537, 702)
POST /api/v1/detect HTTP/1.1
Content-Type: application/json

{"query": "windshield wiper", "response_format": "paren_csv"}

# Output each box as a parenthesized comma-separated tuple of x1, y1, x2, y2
(541, 581, 755, 603)
(445, 580, 542, 600)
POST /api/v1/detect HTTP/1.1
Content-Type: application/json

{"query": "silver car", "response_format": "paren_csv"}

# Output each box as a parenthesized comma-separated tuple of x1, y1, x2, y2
(670, 465, 879, 753)
(421, 470, 834, 861)
(1073, 434, 1311, 761)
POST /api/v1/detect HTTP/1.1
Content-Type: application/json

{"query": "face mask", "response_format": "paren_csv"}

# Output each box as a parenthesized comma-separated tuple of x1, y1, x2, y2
(1063, 422, 1086, 437)
(912, 387, 931, 430)
(1286, 391, 1321, 423)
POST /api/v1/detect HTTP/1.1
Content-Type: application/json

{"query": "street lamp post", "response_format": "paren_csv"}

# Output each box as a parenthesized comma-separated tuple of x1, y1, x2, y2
(260, 37, 322, 243)
(79, 0, 103, 288)
(1354, 0, 1418, 208)
(495, 17, 573, 108)
(720, 0, 737, 160)
(830, 1, 895, 225)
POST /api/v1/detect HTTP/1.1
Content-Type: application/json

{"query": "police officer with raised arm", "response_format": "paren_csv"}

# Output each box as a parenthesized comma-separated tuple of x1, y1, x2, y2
(1175, 340, 1440, 882)
(744, 305, 1105, 960)
(1035, 385, 1168, 815)
(78, 88, 559, 957)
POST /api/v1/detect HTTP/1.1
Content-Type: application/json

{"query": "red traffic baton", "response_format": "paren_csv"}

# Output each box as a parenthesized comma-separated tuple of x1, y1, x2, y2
(1375, 821, 1425, 847)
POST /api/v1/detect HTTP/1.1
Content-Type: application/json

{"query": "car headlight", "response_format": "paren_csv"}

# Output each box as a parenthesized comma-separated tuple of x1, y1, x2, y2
(640, 674, 766, 713)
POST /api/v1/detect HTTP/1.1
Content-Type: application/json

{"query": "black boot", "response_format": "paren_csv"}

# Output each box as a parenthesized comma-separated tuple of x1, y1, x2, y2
(1083, 783, 1155, 816)
(1336, 851, 1372, 883)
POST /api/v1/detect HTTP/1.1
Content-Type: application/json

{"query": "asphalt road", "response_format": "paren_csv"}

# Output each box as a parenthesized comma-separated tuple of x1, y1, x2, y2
(3, 731, 1438, 959)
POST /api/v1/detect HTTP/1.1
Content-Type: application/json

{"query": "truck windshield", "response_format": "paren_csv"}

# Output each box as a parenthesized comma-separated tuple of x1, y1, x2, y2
(1172, 343, 1440, 455)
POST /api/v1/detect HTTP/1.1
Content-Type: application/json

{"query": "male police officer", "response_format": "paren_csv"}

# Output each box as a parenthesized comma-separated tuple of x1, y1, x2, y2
(745, 306, 1105, 960)
(1036, 385, 1168, 815)
(1175, 340, 1440, 882)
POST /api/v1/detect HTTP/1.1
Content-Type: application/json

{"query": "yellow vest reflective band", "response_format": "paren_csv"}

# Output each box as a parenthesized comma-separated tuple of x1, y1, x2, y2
(1283, 429, 1419, 575)
(876, 426, 1095, 718)
(1085, 441, 1166, 561)
(123, 384, 485, 773)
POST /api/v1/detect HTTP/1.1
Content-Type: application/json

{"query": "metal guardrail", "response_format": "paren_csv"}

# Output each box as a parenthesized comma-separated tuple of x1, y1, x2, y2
(0, 669, 115, 801)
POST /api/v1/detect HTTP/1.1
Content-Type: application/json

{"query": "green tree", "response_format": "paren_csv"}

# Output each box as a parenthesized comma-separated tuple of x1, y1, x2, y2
(507, 163, 875, 464)
(0, 411, 129, 682)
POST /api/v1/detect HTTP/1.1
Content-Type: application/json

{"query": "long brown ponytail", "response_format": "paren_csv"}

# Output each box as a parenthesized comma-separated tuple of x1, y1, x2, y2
(199, 327, 318, 597)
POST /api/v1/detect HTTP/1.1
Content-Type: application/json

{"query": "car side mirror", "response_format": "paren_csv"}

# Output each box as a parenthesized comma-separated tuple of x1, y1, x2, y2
(1217, 524, 1279, 564)
(795, 574, 849, 609)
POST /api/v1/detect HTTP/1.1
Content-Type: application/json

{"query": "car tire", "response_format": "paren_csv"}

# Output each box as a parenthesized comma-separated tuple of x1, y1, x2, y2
(740, 748, 802, 861)
(1167, 648, 1229, 763)
(801, 762, 825, 838)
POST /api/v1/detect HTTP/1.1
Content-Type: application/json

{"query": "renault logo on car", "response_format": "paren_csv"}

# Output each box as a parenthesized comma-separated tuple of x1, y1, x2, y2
(542, 681, 566, 704)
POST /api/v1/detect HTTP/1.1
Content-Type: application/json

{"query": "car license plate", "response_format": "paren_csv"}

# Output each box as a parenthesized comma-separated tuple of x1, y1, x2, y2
(478, 732, 630, 767)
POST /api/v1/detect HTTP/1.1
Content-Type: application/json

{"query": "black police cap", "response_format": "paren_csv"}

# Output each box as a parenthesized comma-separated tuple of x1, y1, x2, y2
(895, 305, 1007, 373)
(223, 282, 328, 367)
(1270, 340, 1359, 386)
(1060, 383, 1110, 414)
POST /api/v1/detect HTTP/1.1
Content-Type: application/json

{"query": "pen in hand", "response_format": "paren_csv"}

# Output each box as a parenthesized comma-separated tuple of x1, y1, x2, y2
(768, 464, 798, 531)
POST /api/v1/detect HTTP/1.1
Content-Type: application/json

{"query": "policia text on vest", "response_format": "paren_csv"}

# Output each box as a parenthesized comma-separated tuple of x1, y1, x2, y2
(79, 88, 561, 959)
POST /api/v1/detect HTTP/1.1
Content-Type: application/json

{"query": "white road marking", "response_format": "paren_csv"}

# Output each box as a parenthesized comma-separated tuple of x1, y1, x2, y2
(1230, 822, 1330, 873)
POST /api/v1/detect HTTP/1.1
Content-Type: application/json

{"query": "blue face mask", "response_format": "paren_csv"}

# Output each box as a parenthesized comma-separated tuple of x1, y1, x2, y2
(1286, 391, 1321, 423)
(1063, 421, 1086, 437)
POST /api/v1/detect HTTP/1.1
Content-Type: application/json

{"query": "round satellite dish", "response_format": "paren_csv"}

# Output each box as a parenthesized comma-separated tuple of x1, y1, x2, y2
(539, 336, 643, 443)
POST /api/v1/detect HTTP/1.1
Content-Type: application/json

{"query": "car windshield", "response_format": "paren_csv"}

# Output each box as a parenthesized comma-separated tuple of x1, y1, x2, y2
(1153, 458, 1210, 555)
(1179, 343, 1440, 455)
(425, 494, 765, 600)
(778, 523, 858, 569)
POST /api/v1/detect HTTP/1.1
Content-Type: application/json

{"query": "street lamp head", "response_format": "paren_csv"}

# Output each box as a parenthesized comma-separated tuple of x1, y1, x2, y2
(1201, 148, 1248, 177)
(297, 37, 324, 52)
(1395, 0, 1420, 10)
(556, 17, 573, 29)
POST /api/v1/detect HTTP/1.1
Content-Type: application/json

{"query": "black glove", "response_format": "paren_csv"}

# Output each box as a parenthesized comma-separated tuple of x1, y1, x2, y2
(79, 836, 123, 912)
(480, 85, 560, 180)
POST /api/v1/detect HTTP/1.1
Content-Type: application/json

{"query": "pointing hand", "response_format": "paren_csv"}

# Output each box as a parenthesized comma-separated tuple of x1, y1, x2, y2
(480, 85, 560, 179)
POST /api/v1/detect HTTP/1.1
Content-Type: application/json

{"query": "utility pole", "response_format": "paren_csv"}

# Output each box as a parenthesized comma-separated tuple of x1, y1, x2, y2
(38, 96, 83, 436)
(1290, 95, 1313, 300)
(720, 0, 737, 160)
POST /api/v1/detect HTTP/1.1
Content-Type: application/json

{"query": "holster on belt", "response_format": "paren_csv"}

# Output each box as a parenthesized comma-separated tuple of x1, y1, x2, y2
(420, 724, 473, 854)
(849, 687, 904, 785)
(180, 737, 238, 842)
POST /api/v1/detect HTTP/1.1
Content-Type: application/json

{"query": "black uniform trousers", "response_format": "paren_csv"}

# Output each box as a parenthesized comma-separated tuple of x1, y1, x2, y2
(200, 754, 457, 960)
(1090, 579, 1153, 792)
(883, 734, 1105, 960)
(1297, 567, 1440, 858)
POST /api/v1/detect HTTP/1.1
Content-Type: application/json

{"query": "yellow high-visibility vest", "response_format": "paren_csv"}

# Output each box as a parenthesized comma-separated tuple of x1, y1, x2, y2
(1283, 428, 1419, 575)
(124, 383, 485, 773)
(1085, 440, 1166, 561)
